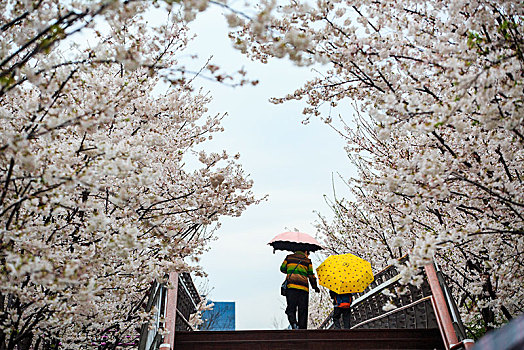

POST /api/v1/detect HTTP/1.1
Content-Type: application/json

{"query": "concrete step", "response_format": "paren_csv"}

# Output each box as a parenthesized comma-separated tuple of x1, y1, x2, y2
(175, 328, 444, 350)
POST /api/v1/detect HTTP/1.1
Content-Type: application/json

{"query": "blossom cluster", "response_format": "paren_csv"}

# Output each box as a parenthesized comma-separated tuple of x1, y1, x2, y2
(0, 0, 258, 348)
(233, 0, 523, 335)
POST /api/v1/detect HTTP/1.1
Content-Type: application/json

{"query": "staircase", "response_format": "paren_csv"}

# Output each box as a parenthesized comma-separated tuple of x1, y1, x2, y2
(174, 328, 444, 350)
(139, 258, 474, 350)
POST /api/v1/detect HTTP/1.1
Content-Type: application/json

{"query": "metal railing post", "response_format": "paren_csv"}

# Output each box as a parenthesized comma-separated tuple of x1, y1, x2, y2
(425, 262, 459, 349)
(161, 272, 179, 349)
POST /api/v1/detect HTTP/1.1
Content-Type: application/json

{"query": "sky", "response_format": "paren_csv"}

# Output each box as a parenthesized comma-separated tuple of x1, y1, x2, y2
(182, 6, 357, 330)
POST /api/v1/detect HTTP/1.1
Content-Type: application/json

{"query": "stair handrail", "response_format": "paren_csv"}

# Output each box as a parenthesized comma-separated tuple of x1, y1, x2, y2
(138, 281, 167, 350)
(425, 262, 474, 350)
(138, 272, 201, 350)
(435, 261, 468, 341)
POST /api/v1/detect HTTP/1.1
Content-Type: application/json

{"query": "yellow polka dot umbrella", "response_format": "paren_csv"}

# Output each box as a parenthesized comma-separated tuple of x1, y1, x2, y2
(316, 253, 374, 294)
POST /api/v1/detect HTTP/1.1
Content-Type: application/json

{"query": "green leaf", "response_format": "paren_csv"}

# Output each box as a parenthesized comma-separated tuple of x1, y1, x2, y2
(0, 75, 15, 88)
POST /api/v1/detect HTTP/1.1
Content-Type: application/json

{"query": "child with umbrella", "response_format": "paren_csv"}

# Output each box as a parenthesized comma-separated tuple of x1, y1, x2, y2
(316, 253, 375, 330)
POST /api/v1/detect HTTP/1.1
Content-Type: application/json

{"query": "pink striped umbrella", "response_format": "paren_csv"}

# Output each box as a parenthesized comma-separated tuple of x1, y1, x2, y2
(268, 231, 323, 252)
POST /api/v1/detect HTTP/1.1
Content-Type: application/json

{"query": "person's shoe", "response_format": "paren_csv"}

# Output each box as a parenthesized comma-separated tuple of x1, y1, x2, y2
(291, 323, 299, 330)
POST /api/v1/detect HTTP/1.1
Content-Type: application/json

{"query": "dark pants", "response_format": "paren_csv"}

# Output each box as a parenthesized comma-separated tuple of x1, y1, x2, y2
(285, 288, 309, 329)
(333, 307, 351, 329)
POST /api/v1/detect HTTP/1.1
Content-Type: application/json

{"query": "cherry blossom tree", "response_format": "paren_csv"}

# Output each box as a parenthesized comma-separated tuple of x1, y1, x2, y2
(231, 0, 523, 335)
(0, 1, 258, 348)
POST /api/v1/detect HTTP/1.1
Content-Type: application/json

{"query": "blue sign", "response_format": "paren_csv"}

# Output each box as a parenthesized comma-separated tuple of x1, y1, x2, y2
(200, 301, 235, 331)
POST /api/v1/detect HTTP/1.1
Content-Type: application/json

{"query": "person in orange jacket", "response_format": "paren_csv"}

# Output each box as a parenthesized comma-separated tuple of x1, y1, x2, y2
(329, 290, 352, 329)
